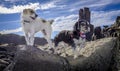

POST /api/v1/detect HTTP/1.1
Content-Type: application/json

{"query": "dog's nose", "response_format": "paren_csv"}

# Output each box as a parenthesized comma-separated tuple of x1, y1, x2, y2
(35, 14, 38, 17)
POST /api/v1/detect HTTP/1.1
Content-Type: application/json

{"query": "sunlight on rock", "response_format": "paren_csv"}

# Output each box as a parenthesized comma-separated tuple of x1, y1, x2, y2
(0, 44, 9, 46)
(80, 37, 116, 57)
(37, 37, 116, 58)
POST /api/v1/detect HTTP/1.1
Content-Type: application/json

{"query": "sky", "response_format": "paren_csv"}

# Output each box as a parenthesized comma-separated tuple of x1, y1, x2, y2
(0, 0, 120, 38)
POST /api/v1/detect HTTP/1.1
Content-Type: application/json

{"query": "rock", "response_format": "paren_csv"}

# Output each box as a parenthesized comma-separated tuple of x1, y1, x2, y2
(79, 7, 90, 23)
(79, 9, 84, 20)
(84, 7, 90, 23)
(108, 37, 120, 71)
(0, 37, 119, 71)
(11, 46, 69, 71)
(67, 37, 117, 71)
(0, 34, 48, 46)
(0, 46, 15, 71)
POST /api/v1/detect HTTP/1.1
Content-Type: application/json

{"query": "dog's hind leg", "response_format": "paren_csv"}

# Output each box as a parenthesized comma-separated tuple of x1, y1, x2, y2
(42, 31, 54, 53)
(45, 35, 52, 48)
(42, 29, 53, 48)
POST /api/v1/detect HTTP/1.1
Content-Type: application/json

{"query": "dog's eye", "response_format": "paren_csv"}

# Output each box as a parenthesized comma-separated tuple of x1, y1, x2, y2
(30, 10, 34, 14)
(81, 22, 86, 26)
(81, 23, 85, 26)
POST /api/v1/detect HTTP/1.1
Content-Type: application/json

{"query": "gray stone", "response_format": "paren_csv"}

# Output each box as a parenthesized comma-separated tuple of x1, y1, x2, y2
(12, 46, 70, 71)
(1, 37, 119, 71)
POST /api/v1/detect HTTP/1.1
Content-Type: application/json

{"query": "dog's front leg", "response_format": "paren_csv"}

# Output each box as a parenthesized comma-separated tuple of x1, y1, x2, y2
(78, 39, 85, 52)
(29, 33, 35, 46)
(25, 33, 30, 45)
(25, 31, 35, 46)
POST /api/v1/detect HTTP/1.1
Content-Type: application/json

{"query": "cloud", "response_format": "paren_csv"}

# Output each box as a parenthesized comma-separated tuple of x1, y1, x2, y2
(52, 14, 78, 31)
(40, 1, 57, 10)
(0, 20, 19, 24)
(0, 0, 62, 14)
(52, 9, 120, 32)
(0, 14, 78, 34)
(111, 0, 120, 4)
(91, 10, 120, 27)
(0, 10, 119, 34)
(0, 3, 40, 14)
(1, 10, 119, 33)
(4, 0, 23, 3)
(2, 9, 119, 33)
(0, 27, 22, 34)
(68, 0, 116, 12)
(0, 0, 119, 34)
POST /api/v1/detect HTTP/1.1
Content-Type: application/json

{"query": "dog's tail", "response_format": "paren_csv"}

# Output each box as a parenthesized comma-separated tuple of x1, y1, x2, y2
(49, 20, 54, 24)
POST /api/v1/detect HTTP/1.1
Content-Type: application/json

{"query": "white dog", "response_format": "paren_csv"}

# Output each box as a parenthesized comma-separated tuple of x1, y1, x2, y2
(21, 9, 54, 48)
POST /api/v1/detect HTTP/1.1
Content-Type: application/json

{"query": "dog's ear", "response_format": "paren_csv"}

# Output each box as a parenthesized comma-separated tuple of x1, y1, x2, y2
(23, 9, 27, 14)
(74, 21, 81, 31)
(78, 21, 81, 31)
(73, 31, 78, 35)
(50, 20, 54, 24)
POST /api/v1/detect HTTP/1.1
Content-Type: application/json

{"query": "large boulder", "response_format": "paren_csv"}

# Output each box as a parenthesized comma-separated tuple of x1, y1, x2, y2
(11, 46, 69, 71)
(68, 38, 117, 71)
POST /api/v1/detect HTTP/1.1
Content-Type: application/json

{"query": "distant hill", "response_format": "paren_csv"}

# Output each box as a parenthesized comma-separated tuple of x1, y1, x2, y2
(0, 34, 48, 45)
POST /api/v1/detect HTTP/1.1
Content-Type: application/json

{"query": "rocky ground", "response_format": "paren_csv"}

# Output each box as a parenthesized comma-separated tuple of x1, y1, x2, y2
(38, 38, 116, 58)
(0, 36, 119, 71)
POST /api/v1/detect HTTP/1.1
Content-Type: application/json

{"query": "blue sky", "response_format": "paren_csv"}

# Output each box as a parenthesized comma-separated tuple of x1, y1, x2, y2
(0, 0, 120, 38)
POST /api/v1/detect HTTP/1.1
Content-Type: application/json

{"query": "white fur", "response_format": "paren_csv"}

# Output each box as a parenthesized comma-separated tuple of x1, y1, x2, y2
(73, 22, 90, 59)
(21, 9, 53, 48)
(73, 38, 86, 59)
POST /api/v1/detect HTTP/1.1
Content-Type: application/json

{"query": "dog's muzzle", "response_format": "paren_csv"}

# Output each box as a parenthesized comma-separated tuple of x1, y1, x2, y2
(80, 32, 86, 39)
(30, 14, 38, 20)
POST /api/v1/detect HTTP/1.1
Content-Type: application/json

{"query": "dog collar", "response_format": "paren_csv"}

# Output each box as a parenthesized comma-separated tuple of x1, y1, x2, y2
(23, 20, 30, 23)
(80, 32, 86, 38)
